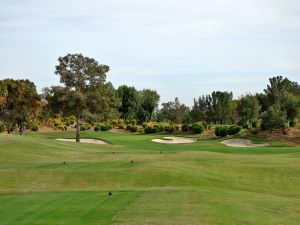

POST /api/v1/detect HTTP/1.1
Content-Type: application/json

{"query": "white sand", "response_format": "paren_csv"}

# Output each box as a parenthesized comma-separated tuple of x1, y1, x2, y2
(152, 137, 197, 144)
(221, 138, 269, 147)
(56, 138, 108, 145)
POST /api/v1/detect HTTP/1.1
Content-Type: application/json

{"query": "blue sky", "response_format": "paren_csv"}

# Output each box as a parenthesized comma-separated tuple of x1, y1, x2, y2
(0, 0, 299, 106)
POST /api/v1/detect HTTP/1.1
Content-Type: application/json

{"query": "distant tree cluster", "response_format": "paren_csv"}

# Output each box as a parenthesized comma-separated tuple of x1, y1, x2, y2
(1, 53, 299, 140)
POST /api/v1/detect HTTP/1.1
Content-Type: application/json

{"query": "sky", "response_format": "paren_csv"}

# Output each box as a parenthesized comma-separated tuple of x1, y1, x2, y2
(0, 0, 299, 106)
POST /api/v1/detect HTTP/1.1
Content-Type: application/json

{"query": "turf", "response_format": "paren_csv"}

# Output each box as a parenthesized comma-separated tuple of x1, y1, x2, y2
(0, 131, 300, 224)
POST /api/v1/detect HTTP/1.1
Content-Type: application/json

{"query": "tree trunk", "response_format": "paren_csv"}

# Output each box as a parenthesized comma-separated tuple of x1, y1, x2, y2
(76, 117, 80, 143)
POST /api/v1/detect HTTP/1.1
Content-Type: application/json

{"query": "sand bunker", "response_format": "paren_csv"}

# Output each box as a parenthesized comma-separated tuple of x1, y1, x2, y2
(221, 138, 269, 147)
(152, 137, 197, 144)
(56, 138, 108, 145)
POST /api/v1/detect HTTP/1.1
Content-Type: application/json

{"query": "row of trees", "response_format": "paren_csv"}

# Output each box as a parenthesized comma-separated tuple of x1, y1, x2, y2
(156, 76, 300, 132)
(1, 53, 299, 141)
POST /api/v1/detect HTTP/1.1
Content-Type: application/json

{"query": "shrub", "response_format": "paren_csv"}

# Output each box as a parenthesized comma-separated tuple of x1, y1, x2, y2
(31, 123, 39, 131)
(101, 124, 111, 131)
(138, 127, 144, 134)
(189, 122, 205, 134)
(51, 117, 67, 131)
(0, 121, 6, 133)
(215, 125, 227, 137)
(193, 123, 205, 134)
(127, 124, 138, 132)
(181, 124, 190, 132)
(108, 119, 125, 128)
(80, 123, 91, 131)
(238, 120, 249, 129)
(125, 119, 137, 125)
(228, 125, 241, 135)
(94, 125, 100, 131)
(290, 119, 297, 127)
(252, 120, 259, 128)
(144, 125, 155, 134)
(251, 128, 259, 135)
(63, 115, 76, 126)
(143, 123, 163, 134)
(94, 123, 112, 132)
(165, 124, 176, 133)
(118, 124, 125, 129)
(153, 124, 164, 133)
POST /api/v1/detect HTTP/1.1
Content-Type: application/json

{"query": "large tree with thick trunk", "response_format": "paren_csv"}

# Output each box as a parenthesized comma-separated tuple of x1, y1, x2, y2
(54, 53, 110, 142)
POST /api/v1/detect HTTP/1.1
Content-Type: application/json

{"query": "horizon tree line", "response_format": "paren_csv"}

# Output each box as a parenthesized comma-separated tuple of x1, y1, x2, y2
(0, 53, 299, 141)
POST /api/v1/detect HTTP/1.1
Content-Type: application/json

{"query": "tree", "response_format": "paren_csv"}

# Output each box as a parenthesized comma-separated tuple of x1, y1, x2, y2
(190, 95, 208, 122)
(237, 95, 261, 127)
(137, 89, 160, 123)
(264, 76, 299, 105)
(229, 100, 240, 124)
(86, 82, 120, 122)
(262, 76, 300, 129)
(0, 79, 40, 134)
(42, 86, 71, 116)
(206, 91, 233, 124)
(255, 93, 268, 112)
(54, 53, 110, 142)
(158, 97, 188, 123)
(261, 103, 286, 131)
(117, 85, 139, 120)
(281, 92, 300, 127)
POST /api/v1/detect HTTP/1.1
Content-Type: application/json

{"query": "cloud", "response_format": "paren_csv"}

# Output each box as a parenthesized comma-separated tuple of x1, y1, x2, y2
(0, 0, 299, 105)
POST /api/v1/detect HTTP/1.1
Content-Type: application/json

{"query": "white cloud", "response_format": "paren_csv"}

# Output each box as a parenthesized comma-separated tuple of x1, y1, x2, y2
(0, 0, 299, 105)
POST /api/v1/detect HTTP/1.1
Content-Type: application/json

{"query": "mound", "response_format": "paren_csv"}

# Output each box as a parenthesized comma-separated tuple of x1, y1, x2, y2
(56, 138, 108, 145)
(221, 138, 269, 147)
(152, 137, 197, 144)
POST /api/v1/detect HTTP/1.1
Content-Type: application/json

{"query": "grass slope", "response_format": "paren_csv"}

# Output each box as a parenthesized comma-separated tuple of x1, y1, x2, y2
(0, 131, 300, 224)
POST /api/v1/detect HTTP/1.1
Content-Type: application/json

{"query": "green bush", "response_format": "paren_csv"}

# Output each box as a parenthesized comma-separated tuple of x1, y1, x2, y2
(290, 119, 297, 127)
(238, 120, 249, 129)
(144, 125, 155, 134)
(189, 122, 205, 134)
(251, 128, 259, 135)
(0, 121, 6, 133)
(215, 125, 227, 137)
(118, 124, 125, 129)
(165, 124, 176, 133)
(143, 123, 163, 134)
(94, 125, 100, 132)
(193, 123, 205, 134)
(228, 125, 241, 135)
(181, 124, 190, 132)
(31, 123, 39, 131)
(125, 119, 137, 125)
(80, 123, 91, 131)
(63, 115, 76, 126)
(127, 124, 138, 132)
(108, 119, 125, 128)
(94, 123, 112, 132)
(153, 124, 164, 133)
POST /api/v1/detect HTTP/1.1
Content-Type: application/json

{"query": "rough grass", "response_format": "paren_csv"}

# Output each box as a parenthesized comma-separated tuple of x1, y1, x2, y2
(0, 131, 300, 225)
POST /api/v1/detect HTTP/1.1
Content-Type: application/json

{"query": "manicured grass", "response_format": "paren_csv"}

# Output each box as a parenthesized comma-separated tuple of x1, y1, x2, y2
(0, 131, 300, 224)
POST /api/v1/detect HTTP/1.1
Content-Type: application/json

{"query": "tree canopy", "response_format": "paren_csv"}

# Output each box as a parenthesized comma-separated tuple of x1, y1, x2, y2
(52, 53, 112, 142)
(0, 79, 40, 134)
